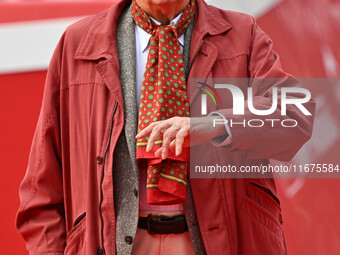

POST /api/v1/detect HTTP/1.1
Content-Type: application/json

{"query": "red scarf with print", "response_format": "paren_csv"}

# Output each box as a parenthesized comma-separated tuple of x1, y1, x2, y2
(132, 0, 195, 204)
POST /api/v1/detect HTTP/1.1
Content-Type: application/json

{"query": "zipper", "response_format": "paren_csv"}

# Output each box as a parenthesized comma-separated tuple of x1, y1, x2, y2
(98, 101, 118, 255)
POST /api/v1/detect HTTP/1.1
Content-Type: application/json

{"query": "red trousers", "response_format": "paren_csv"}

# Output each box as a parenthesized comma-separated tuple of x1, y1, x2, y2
(131, 211, 195, 255)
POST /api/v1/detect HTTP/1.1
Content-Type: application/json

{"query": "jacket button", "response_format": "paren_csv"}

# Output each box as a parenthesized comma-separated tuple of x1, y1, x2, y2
(133, 188, 138, 197)
(97, 247, 103, 255)
(125, 236, 133, 244)
(96, 156, 104, 165)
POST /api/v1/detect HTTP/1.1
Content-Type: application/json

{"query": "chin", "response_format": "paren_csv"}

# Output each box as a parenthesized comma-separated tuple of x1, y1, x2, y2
(147, 0, 182, 6)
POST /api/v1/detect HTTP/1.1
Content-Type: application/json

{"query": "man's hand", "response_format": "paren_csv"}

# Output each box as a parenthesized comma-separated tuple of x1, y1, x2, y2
(135, 116, 227, 159)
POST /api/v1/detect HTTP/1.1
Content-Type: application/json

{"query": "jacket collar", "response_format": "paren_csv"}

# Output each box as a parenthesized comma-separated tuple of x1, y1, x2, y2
(74, 0, 232, 61)
(74, 0, 130, 60)
(194, 0, 232, 36)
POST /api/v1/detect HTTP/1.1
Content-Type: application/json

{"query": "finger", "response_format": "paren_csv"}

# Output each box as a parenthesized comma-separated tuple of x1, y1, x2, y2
(154, 147, 162, 158)
(146, 124, 162, 152)
(161, 127, 178, 159)
(175, 126, 189, 156)
(136, 122, 155, 139)
(169, 139, 176, 154)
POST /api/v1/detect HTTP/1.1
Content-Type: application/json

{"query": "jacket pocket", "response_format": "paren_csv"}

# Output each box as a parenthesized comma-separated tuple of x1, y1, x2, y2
(65, 212, 87, 255)
(236, 181, 286, 255)
(245, 180, 283, 226)
(248, 181, 282, 221)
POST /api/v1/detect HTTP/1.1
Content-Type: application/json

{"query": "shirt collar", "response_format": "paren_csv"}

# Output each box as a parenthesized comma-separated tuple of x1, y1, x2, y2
(136, 13, 184, 53)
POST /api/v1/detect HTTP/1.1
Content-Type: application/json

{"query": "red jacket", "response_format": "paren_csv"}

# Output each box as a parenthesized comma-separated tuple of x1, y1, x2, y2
(16, 0, 315, 254)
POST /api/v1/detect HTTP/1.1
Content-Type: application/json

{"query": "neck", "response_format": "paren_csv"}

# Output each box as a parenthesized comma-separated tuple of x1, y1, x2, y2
(135, 0, 190, 25)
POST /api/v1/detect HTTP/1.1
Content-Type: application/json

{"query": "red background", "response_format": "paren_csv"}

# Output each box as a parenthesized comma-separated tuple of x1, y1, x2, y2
(257, 0, 340, 254)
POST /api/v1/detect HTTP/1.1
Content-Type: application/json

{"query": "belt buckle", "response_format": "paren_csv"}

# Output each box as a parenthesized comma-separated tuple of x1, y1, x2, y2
(146, 214, 165, 235)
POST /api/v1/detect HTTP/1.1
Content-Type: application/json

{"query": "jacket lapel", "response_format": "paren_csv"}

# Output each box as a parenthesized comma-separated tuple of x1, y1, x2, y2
(74, 0, 131, 105)
(95, 60, 124, 106)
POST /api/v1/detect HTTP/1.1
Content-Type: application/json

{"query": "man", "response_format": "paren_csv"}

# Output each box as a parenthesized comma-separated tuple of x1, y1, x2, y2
(16, 0, 314, 254)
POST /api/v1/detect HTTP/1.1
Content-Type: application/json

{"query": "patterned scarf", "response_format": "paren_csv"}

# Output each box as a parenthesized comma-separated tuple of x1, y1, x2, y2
(132, 0, 195, 205)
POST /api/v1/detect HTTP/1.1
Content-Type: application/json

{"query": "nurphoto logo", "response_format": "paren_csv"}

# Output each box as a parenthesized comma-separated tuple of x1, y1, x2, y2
(199, 82, 312, 128)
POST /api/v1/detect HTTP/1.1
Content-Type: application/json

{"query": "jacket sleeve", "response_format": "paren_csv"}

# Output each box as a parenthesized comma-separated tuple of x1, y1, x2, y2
(217, 22, 315, 161)
(16, 35, 66, 254)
